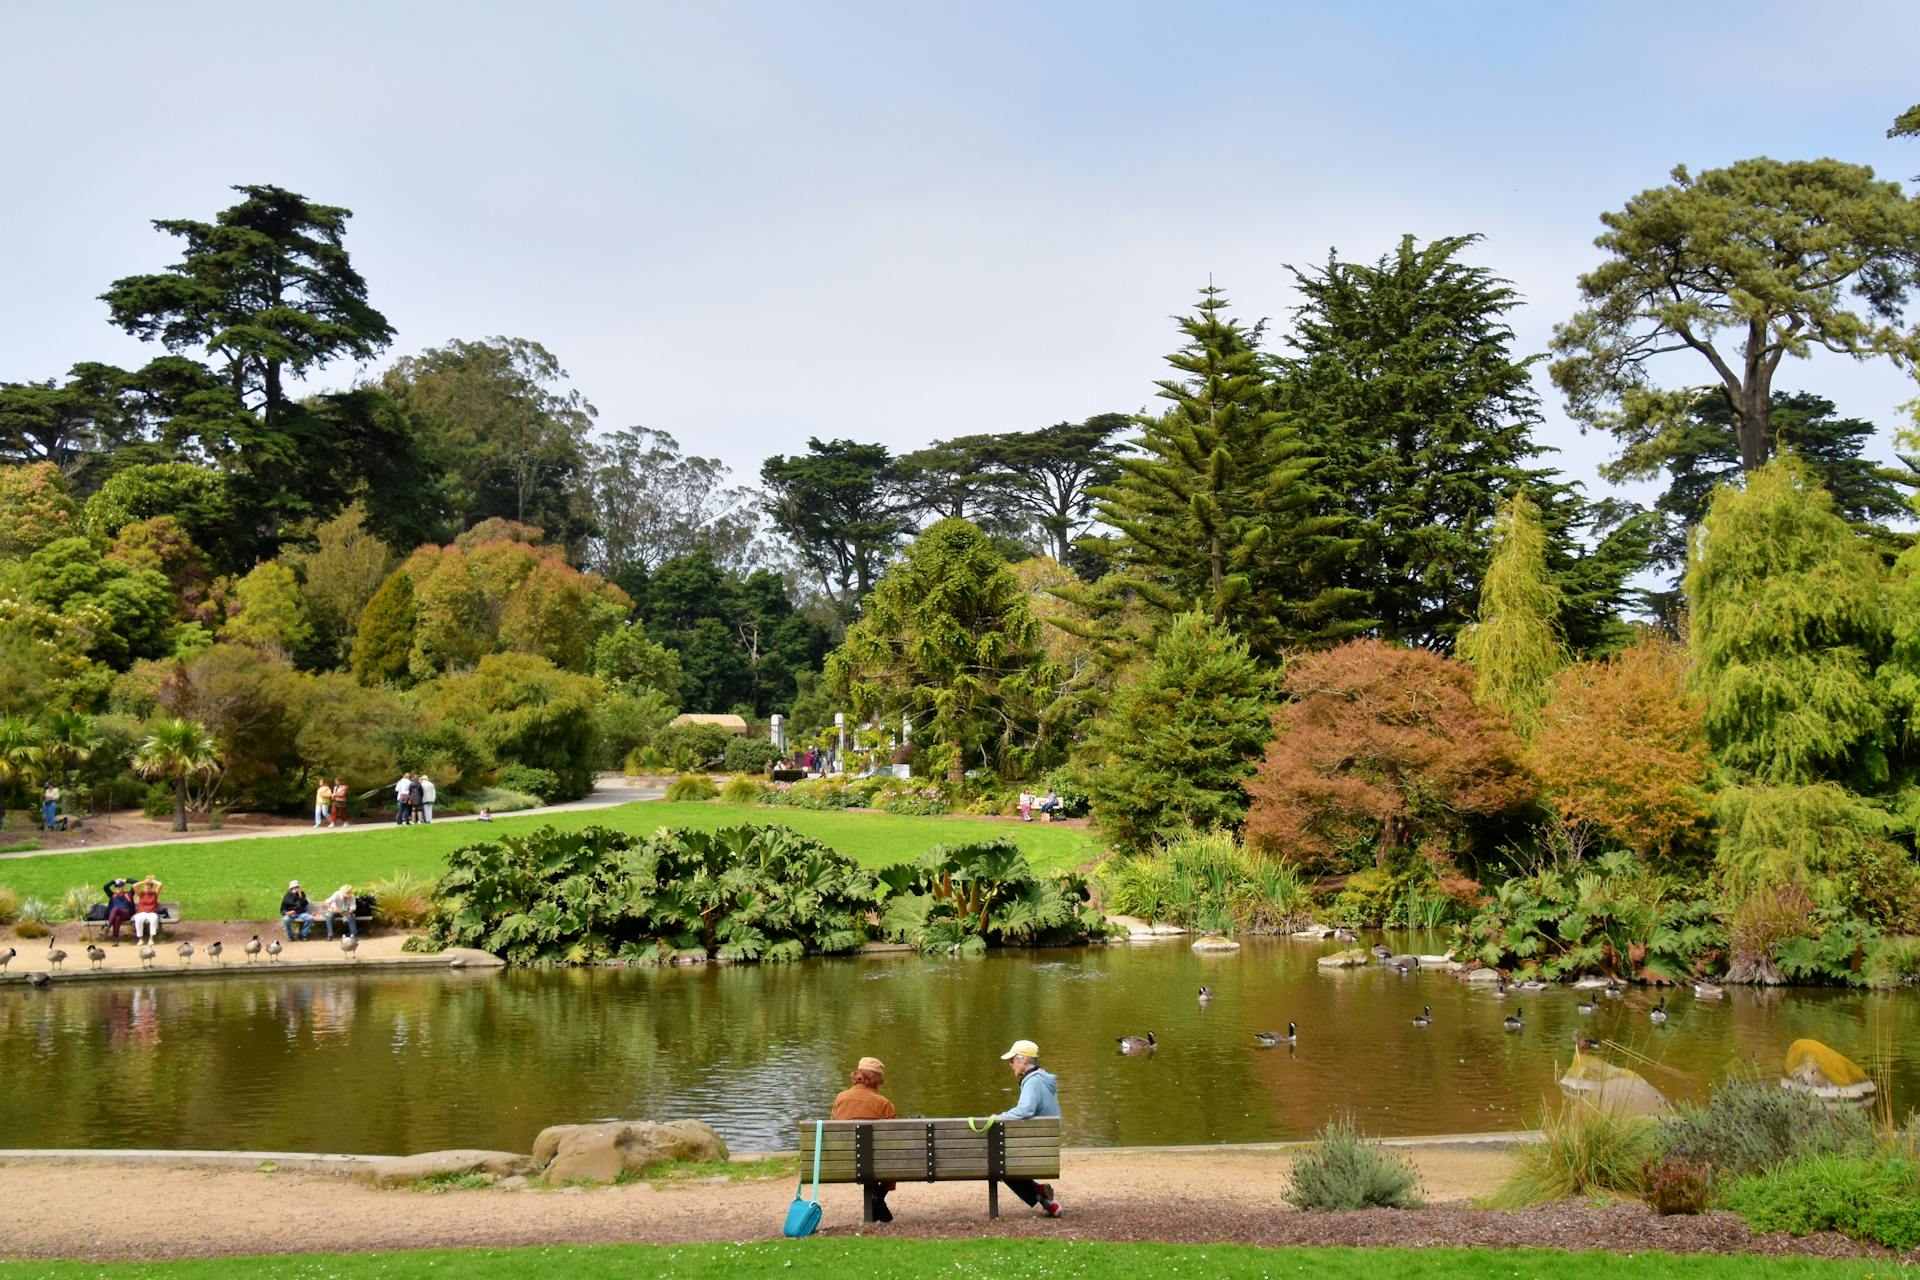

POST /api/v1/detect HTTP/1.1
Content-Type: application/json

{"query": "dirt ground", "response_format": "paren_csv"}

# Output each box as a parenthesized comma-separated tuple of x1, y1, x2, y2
(0, 1145, 1891, 1263)
(1, 919, 424, 975)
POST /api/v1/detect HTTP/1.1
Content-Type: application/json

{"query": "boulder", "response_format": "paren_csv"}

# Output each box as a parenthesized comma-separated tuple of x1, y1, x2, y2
(1464, 967, 1505, 984)
(1781, 1039, 1877, 1104)
(1191, 937, 1241, 953)
(534, 1120, 729, 1183)
(443, 948, 506, 969)
(1316, 948, 1369, 968)
(1106, 914, 1186, 940)
(352, 1148, 537, 1187)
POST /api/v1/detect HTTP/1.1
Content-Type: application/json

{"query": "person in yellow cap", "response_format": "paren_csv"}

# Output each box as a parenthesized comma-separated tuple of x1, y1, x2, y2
(831, 1055, 897, 1222)
(988, 1038, 1061, 1217)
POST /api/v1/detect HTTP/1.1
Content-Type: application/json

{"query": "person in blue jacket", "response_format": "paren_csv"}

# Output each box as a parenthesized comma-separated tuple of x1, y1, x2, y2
(988, 1038, 1061, 1216)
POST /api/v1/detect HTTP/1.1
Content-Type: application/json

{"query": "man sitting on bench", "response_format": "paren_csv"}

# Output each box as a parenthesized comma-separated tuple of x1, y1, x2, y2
(987, 1038, 1062, 1217)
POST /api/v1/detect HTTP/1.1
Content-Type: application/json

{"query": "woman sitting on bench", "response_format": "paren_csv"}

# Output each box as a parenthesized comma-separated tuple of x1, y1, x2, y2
(831, 1056, 897, 1222)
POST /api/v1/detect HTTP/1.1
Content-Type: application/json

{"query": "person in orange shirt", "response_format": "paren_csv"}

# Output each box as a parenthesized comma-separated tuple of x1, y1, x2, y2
(830, 1056, 896, 1222)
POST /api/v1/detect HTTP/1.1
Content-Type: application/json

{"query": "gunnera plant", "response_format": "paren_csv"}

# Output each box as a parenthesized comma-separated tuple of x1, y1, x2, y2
(1658, 1074, 1873, 1185)
(1488, 1100, 1657, 1207)
(665, 772, 719, 802)
(1285, 1116, 1424, 1210)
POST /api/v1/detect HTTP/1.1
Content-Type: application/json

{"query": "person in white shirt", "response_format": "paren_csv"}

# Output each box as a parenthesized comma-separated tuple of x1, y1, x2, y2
(417, 774, 436, 823)
(322, 884, 358, 939)
(393, 774, 413, 825)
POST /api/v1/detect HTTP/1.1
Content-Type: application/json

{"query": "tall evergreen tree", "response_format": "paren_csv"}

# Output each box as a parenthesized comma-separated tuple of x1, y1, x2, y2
(1089, 285, 1363, 659)
(761, 438, 908, 613)
(1456, 491, 1565, 737)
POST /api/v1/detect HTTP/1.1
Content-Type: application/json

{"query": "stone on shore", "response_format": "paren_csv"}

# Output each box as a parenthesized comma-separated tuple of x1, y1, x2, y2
(353, 1149, 537, 1187)
(1191, 937, 1241, 953)
(533, 1120, 729, 1183)
(1464, 967, 1505, 984)
(1107, 914, 1186, 940)
(1317, 948, 1369, 968)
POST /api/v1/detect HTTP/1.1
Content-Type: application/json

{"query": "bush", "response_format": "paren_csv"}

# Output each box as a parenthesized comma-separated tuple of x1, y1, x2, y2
(366, 870, 435, 928)
(1643, 1157, 1711, 1215)
(57, 884, 96, 923)
(591, 688, 677, 772)
(722, 737, 779, 774)
(142, 781, 177, 820)
(874, 781, 950, 815)
(665, 773, 718, 802)
(760, 776, 879, 810)
(719, 775, 765, 806)
(496, 765, 560, 804)
(0, 885, 20, 924)
(1284, 1117, 1423, 1211)
(1658, 1075, 1872, 1183)
(15, 898, 51, 938)
(876, 839, 1114, 955)
(1488, 1101, 1657, 1207)
(416, 653, 598, 802)
(1724, 1155, 1920, 1249)
(461, 787, 542, 814)
(652, 722, 730, 771)
(1100, 828, 1312, 934)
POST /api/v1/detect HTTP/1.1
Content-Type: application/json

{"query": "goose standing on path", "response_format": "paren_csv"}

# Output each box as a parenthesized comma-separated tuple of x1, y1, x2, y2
(176, 941, 194, 967)
(1117, 1031, 1155, 1054)
(86, 944, 106, 971)
(46, 936, 67, 971)
(1503, 1006, 1525, 1032)
(206, 940, 224, 967)
(244, 936, 262, 964)
(1649, 997, 1668, 1026)
(1412, 1005, 1431, 1027)
(1, 947, 14, 973)
(138, 944, 156, 970)
(266, 939, 283, 962)
(1255, 1023, 1297, 1047)
(28, 972, 50, 987)
(340, 935, 359, 962)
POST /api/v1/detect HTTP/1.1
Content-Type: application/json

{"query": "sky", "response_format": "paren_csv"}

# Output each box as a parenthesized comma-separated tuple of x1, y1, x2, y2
(3, 1, 1918, 503)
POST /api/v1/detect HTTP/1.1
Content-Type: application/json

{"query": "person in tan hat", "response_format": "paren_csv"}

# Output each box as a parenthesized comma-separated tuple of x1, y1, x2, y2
(831, 1056, 897, 1222)
(988, 1038, 1061, 1216)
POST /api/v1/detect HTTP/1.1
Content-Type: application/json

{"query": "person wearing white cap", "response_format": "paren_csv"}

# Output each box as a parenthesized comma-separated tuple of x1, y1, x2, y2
(279, 879, 314, 941)
(987, 1038, 1061, 1217)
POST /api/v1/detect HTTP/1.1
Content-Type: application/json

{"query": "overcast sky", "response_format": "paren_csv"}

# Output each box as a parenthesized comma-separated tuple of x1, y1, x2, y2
(3, 1, 1917, 498)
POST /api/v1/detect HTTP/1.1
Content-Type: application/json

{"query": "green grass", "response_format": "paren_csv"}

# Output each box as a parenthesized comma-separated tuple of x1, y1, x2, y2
(0, 1242, 1896, 1280)
(0, 802, 1103, 919)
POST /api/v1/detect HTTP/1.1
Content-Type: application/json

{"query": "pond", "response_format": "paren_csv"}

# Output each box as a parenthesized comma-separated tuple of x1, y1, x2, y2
(1, 937, 1912, 1155)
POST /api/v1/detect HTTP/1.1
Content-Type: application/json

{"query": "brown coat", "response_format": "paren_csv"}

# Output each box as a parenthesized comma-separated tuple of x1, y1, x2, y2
(830, 1083, 896, 1121)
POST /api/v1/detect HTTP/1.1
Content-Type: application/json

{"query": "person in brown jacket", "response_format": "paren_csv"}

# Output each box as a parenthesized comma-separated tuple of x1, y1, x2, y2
(830, 1055, 896, 1221)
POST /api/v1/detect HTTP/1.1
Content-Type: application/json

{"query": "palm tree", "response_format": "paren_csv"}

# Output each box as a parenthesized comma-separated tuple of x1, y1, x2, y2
(0, 716, 45, 830)
(39, 711, 105, 796)
(132, 719, 222, 833)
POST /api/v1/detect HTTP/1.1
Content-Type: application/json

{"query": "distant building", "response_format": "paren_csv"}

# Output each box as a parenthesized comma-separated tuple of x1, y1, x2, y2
(670, 713, 751, 737)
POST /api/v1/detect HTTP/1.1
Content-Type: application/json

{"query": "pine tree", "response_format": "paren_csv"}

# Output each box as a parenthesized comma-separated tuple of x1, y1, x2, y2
(1088, 285, 1364, 661)
(1456, 492, 1566, 737)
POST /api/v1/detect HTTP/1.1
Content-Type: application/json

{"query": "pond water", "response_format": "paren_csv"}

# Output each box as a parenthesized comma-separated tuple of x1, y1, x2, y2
(1, 937, 1913, 1155)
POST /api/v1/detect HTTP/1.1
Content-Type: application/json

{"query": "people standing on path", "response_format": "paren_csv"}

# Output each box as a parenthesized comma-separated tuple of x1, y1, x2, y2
(830, 1056, 898, 1222)
(329, 778, 349, 827)
(417, 774, 436, 823)
(984, 1038, 1061, 1217)
(314, 780, 332, 828)
(393, 773, 413, 825)
(131, 877, 162, 944)
(281, 880, 314, 940)
(42, 782, 60, 831)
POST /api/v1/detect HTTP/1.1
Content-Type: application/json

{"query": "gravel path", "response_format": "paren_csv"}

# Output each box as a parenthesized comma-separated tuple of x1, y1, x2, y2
(0, 1147, 1898, 1263)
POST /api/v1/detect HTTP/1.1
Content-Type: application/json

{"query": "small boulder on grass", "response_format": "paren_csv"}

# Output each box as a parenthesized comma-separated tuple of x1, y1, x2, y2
(1285, 1117, 1424, 1210)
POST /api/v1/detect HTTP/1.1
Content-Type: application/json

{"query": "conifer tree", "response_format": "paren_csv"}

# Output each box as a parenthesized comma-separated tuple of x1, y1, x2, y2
(1456, 491, 1565, 737)
(1088, 285, 1364, 660)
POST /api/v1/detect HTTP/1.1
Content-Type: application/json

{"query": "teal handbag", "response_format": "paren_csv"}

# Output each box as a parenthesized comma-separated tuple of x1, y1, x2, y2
(783, 1120, 824, 1237)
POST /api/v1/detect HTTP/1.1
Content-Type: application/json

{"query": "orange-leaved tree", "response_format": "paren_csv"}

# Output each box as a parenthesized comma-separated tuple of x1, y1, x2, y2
(1243, 638, 1533, 873)
(1530, 630, 1711, 862)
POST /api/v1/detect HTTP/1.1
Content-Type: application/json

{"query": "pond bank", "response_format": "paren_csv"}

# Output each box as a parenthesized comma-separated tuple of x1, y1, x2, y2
(0, 927, 501, 983)
(0, 1142, 1885, 1263)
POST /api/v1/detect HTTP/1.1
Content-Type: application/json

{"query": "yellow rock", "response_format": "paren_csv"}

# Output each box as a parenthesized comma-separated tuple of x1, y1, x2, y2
(1783, 1038, 1870, 1088)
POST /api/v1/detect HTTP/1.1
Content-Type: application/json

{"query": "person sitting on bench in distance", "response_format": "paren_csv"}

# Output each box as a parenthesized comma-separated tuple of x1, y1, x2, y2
(830, 1056, 897, 1222)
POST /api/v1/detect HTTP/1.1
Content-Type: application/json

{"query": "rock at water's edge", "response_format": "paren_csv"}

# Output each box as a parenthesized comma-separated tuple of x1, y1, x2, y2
(534, 1120, 729, 1183)
(1317, 948, 1369, 968)
(352, 1148, 537, 1187)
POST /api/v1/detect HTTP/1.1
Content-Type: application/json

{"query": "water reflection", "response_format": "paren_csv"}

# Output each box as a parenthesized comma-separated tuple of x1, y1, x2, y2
(0, 938, 1913, 1154)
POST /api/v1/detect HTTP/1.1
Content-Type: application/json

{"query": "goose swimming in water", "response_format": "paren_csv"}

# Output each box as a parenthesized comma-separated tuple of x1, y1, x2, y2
(1503, 1006, 1525, 1032)
(1693, 981, 1725, 1001)
(1649, 997, 1668, 1026)
(1117, 1032, 1156, 1053)
(1197, 987, 1213, 1004)
(1577, 994, 1598, 1014)
(1412, 1005, 1431, 1028)
(1255, 1023, 1297, 1047)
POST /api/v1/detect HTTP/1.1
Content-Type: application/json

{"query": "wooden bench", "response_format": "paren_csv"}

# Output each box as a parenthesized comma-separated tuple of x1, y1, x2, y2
(797, 1116, 1061, 1221)
(83, 901, 183, 940)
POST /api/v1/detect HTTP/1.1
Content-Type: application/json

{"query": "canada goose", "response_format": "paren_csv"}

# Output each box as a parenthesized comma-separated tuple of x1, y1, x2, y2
(176, 941, 194, 966)
(1572, 1030, 1599, 1053)
(340, 935, 359, 962)
(1117, 1031, 1156, 1053)
(206, 940, 224, 967)
(1693, 981, 1725, 1001)
(1255, 1023, 1297, 1047)
(244, 936, 262, 964)
(1370, 944, 1393, 960)
(1649, 997, 1668, 1026)
(1577, 995, 1598, 1014)
(86, 944, 106, 971)
(1493, 975, 1509, 997)
(1603, 978, 1624, 999)
(1197, 987, 1213, 1003)
(1503, 1006, 1524, 1032)
(1394, 956, 1420, 974)
(28, 972, 50, 987)
(1518, 978, 1547, 991)
(138, 944, 156, 969)
(46, 936, 67, 971)
(266, 939, 283, 962)
(1331, 928, 1357, 942)
(1, 947, 15, 972)
(1412, 1005, 1431, 1027)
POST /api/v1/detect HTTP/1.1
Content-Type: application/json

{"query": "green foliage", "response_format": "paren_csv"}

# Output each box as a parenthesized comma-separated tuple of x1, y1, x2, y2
(416, 653, 599, 802)
(664, 773, 718, 802)
(1724, 1155, 1920, 1249)
(1456, 849, 1721, 982)
(85, 462, 250, 573)
(718, 775, 764, 806)
(351, 569, 416, 685)
(760, 437, 908, 612)
(827, 518, 1058, 782)
(1456, 491, 1565, 736)
(875, 837, 1110, 954)
(221, 561, 312, 656)
(1080, 612, 1271, 853)
(1100, 828, 1312, 934)
(428, 823, 882, 964)
(721, 737, 779, 774)
(365, 869, 435, 928)
(1284, 1117, 1423, 1211)
(1658, 1075, 1872, 1184)
(0, 463, 81, 558)
(636, 553, 830, 718)
(1686, 456, 1890, 787)
(590, 623, 684, 697)
(759, 776, 880, 810)
(1714, 784, 1917, 932)
(12, 536, 173, 668)
(1487, 1101, 1656, 1207)
(496, 766, 561, 803)
(1326, 865, 1465, 930)
(131, 716, 221, 832)
(872, 781, 949, 816)
(0, 884, 21, 923)
(652, 722, 730, 771)
(591, 688, 677, 772)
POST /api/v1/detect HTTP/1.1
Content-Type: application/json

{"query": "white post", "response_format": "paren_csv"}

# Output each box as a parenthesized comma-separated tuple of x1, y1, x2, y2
(771, 714, 784, 753)
(834, 713, 846, 772)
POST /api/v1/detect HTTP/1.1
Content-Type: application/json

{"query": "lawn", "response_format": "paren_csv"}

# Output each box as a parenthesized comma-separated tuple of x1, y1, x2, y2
(0, 1242, 1892, 1280)
(0, 802, 1104, 919)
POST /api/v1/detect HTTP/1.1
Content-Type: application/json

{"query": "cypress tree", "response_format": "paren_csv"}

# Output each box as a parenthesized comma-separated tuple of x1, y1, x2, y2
(1456, 491, 1565, 737)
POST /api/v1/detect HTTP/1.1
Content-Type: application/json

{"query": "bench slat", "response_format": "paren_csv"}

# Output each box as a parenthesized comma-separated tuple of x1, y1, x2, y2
(809, 1118, 1058, 1135)
(801, 1135, 1060, 1154)
(817, 1158, 1059, 1183)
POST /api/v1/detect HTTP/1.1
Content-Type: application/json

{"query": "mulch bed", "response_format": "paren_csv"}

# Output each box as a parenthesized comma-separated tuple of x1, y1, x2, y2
(830, 1199, 1907, 1261)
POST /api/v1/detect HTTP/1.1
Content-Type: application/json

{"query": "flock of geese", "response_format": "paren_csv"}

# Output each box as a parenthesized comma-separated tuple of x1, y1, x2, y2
(3, 930, 360, 984)
(1110, 951, 1724, 1056)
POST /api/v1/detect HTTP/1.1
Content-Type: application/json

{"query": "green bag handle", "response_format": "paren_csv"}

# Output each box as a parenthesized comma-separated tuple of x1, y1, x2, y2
(804, 1118, 822, 1202)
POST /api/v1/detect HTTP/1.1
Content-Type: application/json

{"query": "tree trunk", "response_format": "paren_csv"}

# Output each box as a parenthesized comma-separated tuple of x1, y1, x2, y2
(1376, 812, 1402, 871)
(1734, 383, 1773, 473)
(172, 776, 188, 832)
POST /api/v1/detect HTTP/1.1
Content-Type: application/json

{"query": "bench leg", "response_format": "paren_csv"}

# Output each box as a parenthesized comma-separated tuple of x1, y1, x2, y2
(989, 1179, 999, 1220)
(862, 1183, 876, 1224)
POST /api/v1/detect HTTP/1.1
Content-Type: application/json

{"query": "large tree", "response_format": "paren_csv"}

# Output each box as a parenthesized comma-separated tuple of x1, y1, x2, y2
(586, 426, 759, 578)
(1090, 285, 1363, 658)
(1551, 158, 1920, 474)
(1277, 234, 1562, 646)
(985, 414, 1130, 570)
(761, 438, 908, 612)
(641, 551, 830, 715)
(1456, 491, 1566, 737)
